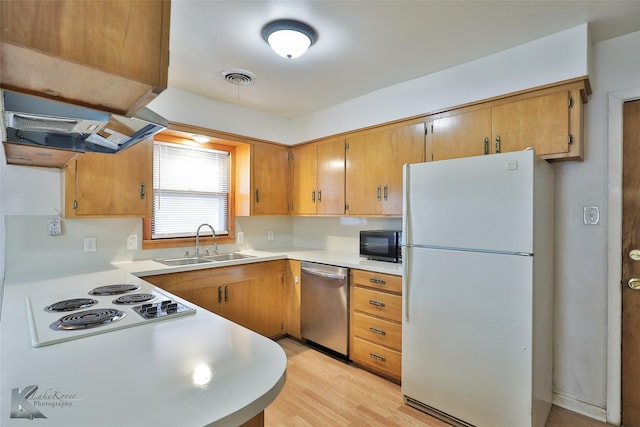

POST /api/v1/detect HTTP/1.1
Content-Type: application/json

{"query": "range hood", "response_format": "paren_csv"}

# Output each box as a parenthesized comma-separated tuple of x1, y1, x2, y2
(2, 91, 167, 154)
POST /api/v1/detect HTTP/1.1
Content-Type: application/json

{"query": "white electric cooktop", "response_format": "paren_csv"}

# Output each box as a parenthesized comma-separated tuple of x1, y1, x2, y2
(26, 281, 196, 347)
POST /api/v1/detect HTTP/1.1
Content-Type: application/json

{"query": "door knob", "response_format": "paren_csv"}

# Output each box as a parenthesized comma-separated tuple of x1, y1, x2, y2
(629, 278, 640, 290)
(630, 249, 640, 261)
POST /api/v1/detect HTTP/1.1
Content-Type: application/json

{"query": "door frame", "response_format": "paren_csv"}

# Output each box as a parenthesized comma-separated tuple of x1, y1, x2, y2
(607, 87, 640, 425)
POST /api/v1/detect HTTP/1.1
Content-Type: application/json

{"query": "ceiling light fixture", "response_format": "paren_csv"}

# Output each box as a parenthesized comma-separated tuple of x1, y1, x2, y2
(261, 19, 318, 59)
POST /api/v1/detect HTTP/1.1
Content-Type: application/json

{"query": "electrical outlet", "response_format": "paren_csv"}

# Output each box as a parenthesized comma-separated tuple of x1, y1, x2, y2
(83, 237, 97, 253)
(47, 218, 62, 236)
(237, 232, 244, 244)
(126, 235, 138, 250)
(267, 230, 274, 241)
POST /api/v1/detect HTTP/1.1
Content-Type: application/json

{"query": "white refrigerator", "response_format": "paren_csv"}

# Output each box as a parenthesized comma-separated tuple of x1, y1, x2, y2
(401, 150, 554, 427)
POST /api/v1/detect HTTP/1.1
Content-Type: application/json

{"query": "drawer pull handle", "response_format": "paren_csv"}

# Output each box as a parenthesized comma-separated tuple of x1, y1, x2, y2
(369, 300, 385, 308)
(370, 278, 386, 285)
(370, 327, 386, 335)
(370, 353, 386, 362)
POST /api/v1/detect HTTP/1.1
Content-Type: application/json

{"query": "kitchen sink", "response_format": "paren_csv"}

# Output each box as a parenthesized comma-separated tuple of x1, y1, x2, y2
(154, 257, 215, 266)
(154, 253, 255, 266)
(203, 253, 256, 262)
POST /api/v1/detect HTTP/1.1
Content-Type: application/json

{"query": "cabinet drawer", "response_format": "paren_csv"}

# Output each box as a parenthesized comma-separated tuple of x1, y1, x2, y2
(351, 337, 401, 380)
(352, 312, 401, 351)
(351, 270, 402, 293)
(352, 287, 402, 321)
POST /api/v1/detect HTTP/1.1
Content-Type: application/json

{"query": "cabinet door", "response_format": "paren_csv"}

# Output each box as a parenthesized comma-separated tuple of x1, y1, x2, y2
(291, 143, 318, 215)
(431, 108, 492, 161)
(66, 138, 152, 217)
(381, 123, 425, 215)
(190, 284, 227, 318)
(346, 133, 385, 215)
(347, 124, 425, 216)
(316, 138, 345, 215)
(492, 91, 570, 155)
(285, 260, 302, 339)
(253, 144, 290, 215)
(0, 0, 170, 115)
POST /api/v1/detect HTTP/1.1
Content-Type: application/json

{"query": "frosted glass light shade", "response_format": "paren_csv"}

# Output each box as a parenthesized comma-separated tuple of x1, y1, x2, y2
(261, 19, 317, 59)
(268, 29, 312, 59)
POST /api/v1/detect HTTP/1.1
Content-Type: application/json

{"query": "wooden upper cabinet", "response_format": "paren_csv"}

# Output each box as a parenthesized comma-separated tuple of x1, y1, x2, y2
(492, 90, 571, 156)
(236, 143, 290, 216)
(0, 0, 170, 116)
(316, 138, 346, 215)
(346, 123, 425, 216)
(427, 80, 588, 162)
(431, 107, 492, 161)
(291, 138, 345, 216)
(291, 143, 318, 215)
(382, 123, 426, 215)
(64, 138, 152, 217)
(252, 144, 290, 215)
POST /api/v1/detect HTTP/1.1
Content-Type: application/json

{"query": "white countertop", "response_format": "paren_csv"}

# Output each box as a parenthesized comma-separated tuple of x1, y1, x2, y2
(0, 249, 401, 426)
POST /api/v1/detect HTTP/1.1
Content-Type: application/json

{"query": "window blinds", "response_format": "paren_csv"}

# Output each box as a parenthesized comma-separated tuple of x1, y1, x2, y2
(152, 142, 230, 239)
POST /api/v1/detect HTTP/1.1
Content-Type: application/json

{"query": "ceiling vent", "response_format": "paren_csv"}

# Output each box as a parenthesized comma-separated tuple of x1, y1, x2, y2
(220, 69, 255, 86)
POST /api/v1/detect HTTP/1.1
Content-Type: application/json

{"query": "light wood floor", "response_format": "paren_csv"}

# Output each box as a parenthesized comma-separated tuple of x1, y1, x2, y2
(265, 338, 610, 427)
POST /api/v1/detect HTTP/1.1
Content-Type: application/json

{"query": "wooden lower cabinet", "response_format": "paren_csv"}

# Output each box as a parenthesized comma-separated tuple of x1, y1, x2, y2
(349, 269, 402, 382)
(284, 260, 302, 339)
(143, 260, 287, 339)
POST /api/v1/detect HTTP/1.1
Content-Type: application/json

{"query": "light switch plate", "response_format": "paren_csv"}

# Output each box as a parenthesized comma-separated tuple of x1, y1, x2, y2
(583, 206, 600, 225)
(126, 235, 138, 251)
(83, 237, 97, 252)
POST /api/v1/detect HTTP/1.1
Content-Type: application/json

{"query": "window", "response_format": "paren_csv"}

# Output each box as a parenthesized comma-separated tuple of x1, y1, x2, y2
(143, 136, 235, 249)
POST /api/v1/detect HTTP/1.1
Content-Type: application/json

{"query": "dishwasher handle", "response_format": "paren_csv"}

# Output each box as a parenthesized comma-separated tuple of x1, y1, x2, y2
(301, 266, 347, 281)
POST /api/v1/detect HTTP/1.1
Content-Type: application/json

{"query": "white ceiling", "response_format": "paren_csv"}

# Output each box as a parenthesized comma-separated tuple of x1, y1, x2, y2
(168, 0, 640, 119)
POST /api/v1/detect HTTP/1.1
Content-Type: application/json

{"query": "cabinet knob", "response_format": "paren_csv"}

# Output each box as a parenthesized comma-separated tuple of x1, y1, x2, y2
(629, 278, 640, 290)
(495, 135, 501, 153)
(139, 182, 145, 199)
(255, 188, 260, 202)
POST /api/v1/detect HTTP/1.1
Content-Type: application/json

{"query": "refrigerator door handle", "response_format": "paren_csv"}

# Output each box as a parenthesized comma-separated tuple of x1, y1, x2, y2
(403, 245, 410, 321)
(402, 164, 411, 321)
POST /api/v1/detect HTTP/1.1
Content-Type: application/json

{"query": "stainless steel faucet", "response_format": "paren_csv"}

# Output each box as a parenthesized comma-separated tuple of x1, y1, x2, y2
(195, 223, 216, 256)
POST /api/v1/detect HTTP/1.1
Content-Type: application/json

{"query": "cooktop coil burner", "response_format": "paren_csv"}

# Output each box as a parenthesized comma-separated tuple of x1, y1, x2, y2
(45, 298, 98, 312)
(88, 284, 140, 296)
(112, 293, 156, 305)
(50, 308, 126, 331)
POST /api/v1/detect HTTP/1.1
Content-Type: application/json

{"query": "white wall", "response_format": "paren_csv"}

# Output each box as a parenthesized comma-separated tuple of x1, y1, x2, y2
(2, 23, 632, 421)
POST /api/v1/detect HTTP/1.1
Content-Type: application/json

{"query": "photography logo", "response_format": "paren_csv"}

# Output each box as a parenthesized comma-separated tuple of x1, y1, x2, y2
(10, 385, 47, 419)
(10, 384, 81, 420)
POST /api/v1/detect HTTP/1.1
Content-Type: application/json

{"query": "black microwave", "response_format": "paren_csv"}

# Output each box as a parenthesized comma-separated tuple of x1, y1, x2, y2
(359, 230, 402, 263)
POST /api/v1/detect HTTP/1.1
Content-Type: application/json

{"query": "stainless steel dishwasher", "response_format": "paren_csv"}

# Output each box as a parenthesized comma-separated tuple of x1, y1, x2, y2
(300, 261, 349, 358)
